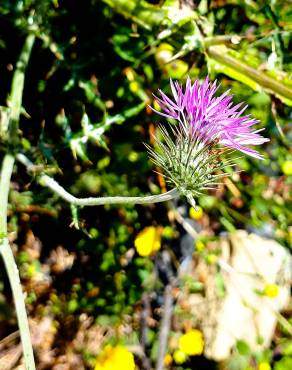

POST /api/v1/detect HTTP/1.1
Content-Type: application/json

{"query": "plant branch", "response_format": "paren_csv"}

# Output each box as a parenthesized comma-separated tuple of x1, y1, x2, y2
(16, 153, 179, 206)
(0, 154, 14, 234)
(7, 33, 36, 146)
(0, 237, 35, 369)
(155, 284, 174, 370)
(206, 45, 292, 102)
(102, 0, 165, 30)
(0, 32, 36, 370)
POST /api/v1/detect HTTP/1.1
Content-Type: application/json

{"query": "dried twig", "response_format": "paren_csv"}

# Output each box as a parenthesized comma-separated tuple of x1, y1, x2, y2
(155, 284, 174, 370)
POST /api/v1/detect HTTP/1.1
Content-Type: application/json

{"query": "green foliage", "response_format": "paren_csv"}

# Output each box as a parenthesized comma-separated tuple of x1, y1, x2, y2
(0, 0, 291, 368)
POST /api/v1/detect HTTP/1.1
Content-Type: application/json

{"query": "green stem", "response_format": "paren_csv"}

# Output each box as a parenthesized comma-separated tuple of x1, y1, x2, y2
(207, 45, 292, 102)
(0, 238, 35, 369)
(16, 154, 179, 206)
(0, 154, 36, 370)
(102, 0, 165, 30)
(8, 33, 36, 147)
(40, 174, 178, 205)
(0, 33, 36, 370)
(0, 154, 14, 233)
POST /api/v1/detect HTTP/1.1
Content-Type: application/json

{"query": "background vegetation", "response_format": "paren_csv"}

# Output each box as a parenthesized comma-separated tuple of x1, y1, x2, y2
(0, 0, 291, 369)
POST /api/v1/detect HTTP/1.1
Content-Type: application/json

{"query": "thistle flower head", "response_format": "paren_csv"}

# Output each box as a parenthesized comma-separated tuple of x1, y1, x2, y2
(148, 77, 269, 205)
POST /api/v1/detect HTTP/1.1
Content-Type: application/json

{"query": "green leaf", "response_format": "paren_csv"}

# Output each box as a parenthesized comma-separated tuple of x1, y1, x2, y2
(79, 80, 106, 111)
(70, 138, 89, 161)
(207, 46, 292, 106)
(274, 357, 292, 370)
(236, 340, 251, 356)
(219, 217, 236, 232)
(215, 272, 226, 298)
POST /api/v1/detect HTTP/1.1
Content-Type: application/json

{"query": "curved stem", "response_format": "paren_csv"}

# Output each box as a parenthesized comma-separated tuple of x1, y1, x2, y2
(0, 237, 35, 369)
(8, 33, 36, 146)
(16, 154, 179, 206)
(0, 33, 36, 370)
(42, 175, 178, 205)
(0, 155, 36, 370)
(0, 154, 14, 234)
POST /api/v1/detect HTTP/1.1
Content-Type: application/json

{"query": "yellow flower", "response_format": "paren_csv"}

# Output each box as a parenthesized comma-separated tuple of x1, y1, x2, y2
(206, 253, 218, 265)
(155, 43, 174, 66)
(173, 350, 188, 364)
(258, 362, 271, 370)
(129, 81, 140, 93)
(165, 60, 189, 79)
(164, 353, 173, 366)
(179, 330, 204, 356)
(162, 226, 174, 239)
(264, 283, 279, 298)
(282, 161, 292, 175)
(196, 240, 205, 252)
(189, 206, 203, 220)
(94, 345, 135, 370)
(134, 226, 161, 257)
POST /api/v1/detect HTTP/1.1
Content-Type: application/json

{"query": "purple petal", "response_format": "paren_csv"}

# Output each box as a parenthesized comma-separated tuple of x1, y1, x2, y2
(151, 77, 269, 159)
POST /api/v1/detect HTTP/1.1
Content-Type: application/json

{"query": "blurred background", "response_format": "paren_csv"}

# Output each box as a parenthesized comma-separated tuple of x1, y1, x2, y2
(0, 0, 291, 369)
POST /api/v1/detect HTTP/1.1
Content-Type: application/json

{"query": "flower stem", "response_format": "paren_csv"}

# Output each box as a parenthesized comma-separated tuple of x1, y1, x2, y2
(0, 32, 36, 370)
(0, 154, 14, 234)
(0, 154, 36, 370)
(0, 238, 35, 369)
(16, 153, 179, 206)
(8, 33, 36, 146)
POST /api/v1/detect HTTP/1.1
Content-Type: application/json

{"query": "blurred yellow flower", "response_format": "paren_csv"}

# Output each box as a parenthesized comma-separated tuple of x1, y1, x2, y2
(164, 353, 173, 366)
(134, 226, 161, 257)
(162, 226, 174, 239)
(165, 60, 189, 79)
(94, 345, 135, 370)
(189, 206, 203, 220)
(129, 81, 140, 93)
(155, 43, 174, 66)
(179, 330, 204, 356)
(264, 283, 279, 298)
(258, 362, 271, 370)
(196, 240, 205, 252)
(206, 253, 218, 265)
(282, 160, 292, 175)
(173, 349, 188, 364)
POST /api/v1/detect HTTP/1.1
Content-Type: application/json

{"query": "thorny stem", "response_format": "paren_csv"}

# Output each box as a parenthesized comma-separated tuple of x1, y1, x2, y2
(0, 33, 36, 370)
(8, 34, 36, 147)
(102, 0, 165, 30)
(206, 45, 292, 102)
(16, 153, 179, 206)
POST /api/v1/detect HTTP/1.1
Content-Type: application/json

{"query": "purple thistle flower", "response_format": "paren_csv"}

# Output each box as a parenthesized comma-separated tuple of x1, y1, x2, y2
(151, 76, 269, 159)
(147, 77, 269, 205)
